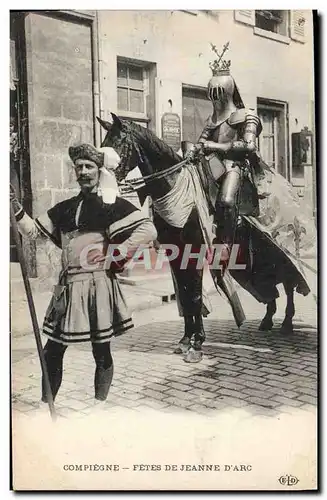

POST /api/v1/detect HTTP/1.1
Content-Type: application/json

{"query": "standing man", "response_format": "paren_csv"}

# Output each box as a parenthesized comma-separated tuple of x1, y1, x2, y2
(189, 42, 264, 264)
(10, 143, 157, 405)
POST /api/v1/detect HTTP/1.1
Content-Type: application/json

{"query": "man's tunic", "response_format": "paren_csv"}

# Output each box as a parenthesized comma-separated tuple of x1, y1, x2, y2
(16, 193, 156, 344)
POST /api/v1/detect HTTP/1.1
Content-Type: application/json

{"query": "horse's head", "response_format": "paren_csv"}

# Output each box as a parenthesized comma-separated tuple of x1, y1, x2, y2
(98, 112, 182, 195)
(97, 113, 140, 182)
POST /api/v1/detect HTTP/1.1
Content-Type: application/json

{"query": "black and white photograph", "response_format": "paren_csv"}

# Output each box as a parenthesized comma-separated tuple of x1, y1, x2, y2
(9, 8, 318, 491)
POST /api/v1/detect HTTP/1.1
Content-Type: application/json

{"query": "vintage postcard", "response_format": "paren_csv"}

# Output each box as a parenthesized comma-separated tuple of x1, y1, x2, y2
(10, 8, 318, 491)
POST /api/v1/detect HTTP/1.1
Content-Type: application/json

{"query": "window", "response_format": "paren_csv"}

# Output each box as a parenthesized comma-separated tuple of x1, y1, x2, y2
(117, 59, 156, 130)
(255, 10, 288, 36)
(116, 59, 156, 215)
(257, 99, 289, 179)
(117, 63, 146, 114)
(117, 61, 149, 125)
(234, 10, 306, 44)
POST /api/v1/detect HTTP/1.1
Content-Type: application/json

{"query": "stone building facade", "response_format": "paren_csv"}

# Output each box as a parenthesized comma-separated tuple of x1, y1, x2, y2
(10, 9, 316, 277)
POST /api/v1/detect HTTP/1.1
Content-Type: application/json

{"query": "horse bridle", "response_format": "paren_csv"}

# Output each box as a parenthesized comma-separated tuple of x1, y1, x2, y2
(110, 124, 135, 182)
(114, 121, 187, 194)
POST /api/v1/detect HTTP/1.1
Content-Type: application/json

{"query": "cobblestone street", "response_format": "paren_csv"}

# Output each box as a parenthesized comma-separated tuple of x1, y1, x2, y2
(12, 285, 318, 420)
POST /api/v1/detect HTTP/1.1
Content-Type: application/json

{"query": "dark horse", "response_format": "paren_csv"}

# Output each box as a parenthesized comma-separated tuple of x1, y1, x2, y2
(98, 113, 313, 348)
(98, 112, 228, 363)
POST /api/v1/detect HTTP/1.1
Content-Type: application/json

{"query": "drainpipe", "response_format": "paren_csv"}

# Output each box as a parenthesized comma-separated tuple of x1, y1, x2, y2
(92, 11, 101, 147)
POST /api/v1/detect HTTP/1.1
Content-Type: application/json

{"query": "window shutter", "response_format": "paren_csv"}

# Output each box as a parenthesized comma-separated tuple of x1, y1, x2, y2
(290, 10, 306, 42)
(234, 10, 255, 26)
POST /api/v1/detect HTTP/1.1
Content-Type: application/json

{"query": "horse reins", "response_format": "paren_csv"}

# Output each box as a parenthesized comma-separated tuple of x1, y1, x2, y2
(118, 159, 188, 194)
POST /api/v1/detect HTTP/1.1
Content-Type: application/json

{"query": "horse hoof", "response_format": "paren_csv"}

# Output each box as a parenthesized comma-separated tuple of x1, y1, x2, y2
(174, 343, 191, 354)
(280, 323, 294, 335)
(259, 319, 273, 331)
(193, 340, 204, 351)
(183, 348, 203, 363)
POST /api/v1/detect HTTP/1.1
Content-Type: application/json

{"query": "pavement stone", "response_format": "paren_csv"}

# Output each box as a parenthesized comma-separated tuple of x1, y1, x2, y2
(297, 394, 317, 405)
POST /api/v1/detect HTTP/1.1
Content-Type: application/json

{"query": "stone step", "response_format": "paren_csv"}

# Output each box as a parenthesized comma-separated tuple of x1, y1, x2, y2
(119, 269, 218, 304)
(118, 271, 171, 285)
(119, 273, 176, 303)
(122, 287, 163, 311)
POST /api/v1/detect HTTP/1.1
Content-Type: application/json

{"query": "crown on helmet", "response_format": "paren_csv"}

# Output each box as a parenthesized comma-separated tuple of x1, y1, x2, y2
(209, 41, 231, 76)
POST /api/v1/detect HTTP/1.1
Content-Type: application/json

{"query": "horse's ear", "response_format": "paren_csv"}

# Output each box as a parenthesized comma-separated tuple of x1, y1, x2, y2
(110, 112, 123, 129)
(96, 116, 113, 131)
(97, 113, 122, 131)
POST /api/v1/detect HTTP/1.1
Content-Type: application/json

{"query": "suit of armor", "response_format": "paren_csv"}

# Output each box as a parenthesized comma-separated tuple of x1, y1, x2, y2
(194, 71, 263, 258)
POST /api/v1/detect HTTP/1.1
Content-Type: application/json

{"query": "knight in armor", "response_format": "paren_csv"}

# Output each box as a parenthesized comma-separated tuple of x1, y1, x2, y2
(188, 42, 264, 263)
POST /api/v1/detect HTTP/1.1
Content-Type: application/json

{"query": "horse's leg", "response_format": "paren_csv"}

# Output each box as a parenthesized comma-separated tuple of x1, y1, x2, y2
(280, 281, 295, 334)
(259, 300, 277, 331)
(180, 210, 208, 364)
(174, 314, 194, 354)
(153, 221, 193, 354)
(193, 314, 206, 358)
(168, 262, 194, 354)
(194, 314, 205, 347)
(193, 273, 206, 350)
(183, 269, 205, 363)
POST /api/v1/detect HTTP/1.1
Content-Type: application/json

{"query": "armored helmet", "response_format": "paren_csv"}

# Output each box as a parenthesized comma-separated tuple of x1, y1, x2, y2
(207, 74, 235, 103)
(207, 41, 232, 103)
(207, 42, 243, 108)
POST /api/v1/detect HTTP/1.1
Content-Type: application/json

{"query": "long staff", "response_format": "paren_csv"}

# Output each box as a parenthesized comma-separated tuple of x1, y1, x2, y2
(10, 202, 57, 421)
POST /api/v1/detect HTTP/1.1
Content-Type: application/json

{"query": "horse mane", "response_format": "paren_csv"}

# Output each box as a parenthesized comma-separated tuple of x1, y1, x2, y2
(127, 120, 182, 167)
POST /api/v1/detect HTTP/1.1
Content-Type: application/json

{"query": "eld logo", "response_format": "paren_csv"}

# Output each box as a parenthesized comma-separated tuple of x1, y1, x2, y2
(279, 475, 299, 486)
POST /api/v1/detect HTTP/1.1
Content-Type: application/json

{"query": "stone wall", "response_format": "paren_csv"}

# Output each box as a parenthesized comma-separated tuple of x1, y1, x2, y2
(24, 12, 94, 277)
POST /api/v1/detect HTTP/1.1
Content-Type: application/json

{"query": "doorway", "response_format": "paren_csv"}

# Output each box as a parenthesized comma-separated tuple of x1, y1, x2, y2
(257, 97, 289, 180)
(182, 85, 212, 144)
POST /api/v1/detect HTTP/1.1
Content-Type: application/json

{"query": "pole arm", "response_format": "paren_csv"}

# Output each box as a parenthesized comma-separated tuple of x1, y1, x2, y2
(10, 202, 57, 421)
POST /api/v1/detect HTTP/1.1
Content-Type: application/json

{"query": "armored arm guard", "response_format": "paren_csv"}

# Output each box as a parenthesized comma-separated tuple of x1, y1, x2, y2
(242, 109, 262, 152)
(228, 108, 262, 156)
(184, 118, 212, 161)
(198, 119, 212, 143)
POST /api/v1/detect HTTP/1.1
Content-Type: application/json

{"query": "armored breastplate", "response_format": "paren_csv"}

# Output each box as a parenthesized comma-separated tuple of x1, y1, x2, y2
(205, 120, 239, 179)
(211, 120, 238, 143)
